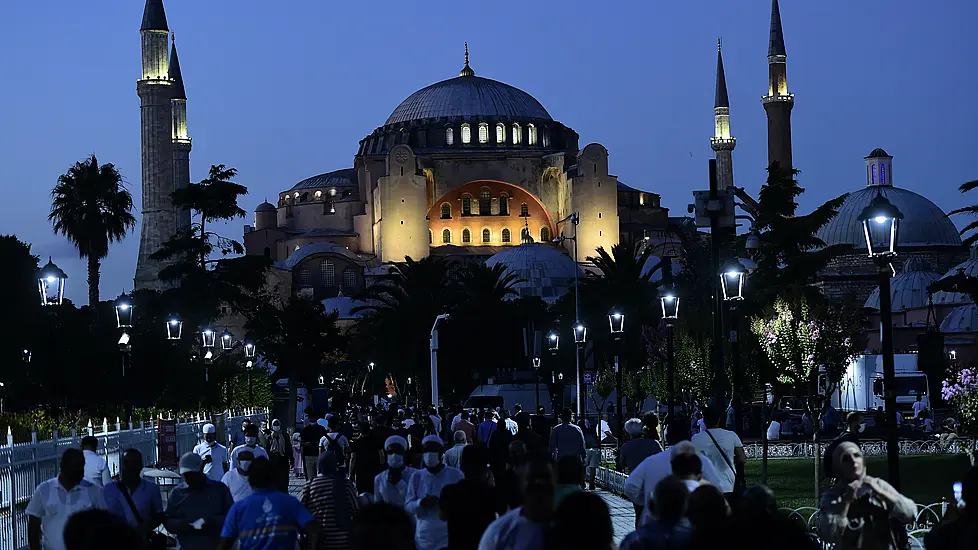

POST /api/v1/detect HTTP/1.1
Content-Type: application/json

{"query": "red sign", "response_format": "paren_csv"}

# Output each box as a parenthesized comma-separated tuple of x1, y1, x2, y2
(157, 419, 178, 468)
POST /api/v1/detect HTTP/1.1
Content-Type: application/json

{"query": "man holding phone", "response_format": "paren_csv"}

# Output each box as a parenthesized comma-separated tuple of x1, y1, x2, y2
(194, 423, 230, 482)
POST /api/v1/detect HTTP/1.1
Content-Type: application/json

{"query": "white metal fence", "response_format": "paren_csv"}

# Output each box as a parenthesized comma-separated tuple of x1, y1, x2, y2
(0, 408, 267, 550)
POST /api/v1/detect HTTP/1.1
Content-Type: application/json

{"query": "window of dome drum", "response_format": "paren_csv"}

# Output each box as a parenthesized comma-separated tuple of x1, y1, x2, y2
(299, 268, 311, 287)
(512, 124, 521, 144)
(478, 123, 488, 144)
(445, 127, 454, 145)
(461, 124, 471, 144)
(462, 229, 471, 243)
(320, 260, 335, 287)
(500, 195, 509, 215)
(520, 203, 529, 217)
(442, 229, 451, 243)
(462, 197, 472, 215)
(528, 124, 537, 145)
(441, 203, 451, 219)
(502, 228, 511, 243)
(314, 191, 321, 199)
(343, 269, 356, 289)
(483, 229, 491, 243)
(496, 124, 505, 144)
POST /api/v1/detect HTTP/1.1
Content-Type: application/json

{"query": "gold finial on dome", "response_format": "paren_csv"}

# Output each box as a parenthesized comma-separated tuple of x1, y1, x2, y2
(459, 42, 475, 77)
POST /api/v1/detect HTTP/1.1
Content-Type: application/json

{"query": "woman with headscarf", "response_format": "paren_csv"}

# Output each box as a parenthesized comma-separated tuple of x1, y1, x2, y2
(263, 418, 290, 492)
(818, 441, 916, 549)
(299, 451, 360, 550)
(292, 420, 305, 478)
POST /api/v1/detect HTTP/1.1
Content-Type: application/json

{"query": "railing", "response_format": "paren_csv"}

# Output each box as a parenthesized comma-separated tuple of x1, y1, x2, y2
(743, 438, 977, 460)
(0, 409, 267, 550)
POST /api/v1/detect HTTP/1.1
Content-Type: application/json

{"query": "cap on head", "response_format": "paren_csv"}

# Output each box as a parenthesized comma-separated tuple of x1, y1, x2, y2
(179, 452, 203, 474)
(202, 423, 216, 434)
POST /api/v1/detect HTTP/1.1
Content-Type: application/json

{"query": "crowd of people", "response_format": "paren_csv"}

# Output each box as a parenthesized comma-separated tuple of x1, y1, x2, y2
(21, 401, 978, 550)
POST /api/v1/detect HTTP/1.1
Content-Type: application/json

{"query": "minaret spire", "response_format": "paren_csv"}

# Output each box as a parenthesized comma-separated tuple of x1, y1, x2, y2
(711, 38, 736, 190)
(459, 42, 475, 77)
(168, 35, 186, 100)
(170, 34, 192, 233)
(762, 0, 794, 171)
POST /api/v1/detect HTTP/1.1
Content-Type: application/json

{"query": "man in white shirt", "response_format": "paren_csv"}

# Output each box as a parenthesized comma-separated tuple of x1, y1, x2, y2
(80, 435, 112, 487)
(691, 408, 746, 494)
(193, 423, 229, 483)
(27, 449, 107, 550)
(229, 424, 267, 469)
(912, 395, 926, 419)
(429, 407, 443, 435)
(319, 416, 350, 468)
(221, 449, 255, 502)
(405, 435, 464, 550)
(767, 416, 782, 442)
(443, 430, 468, 469)
(374, 436, 418, 507)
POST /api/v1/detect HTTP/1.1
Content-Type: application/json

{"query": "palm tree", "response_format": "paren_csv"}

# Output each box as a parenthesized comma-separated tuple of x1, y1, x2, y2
(950, 179, 978, 246)
(49, 155, 136, 308)
(457, 262, 523, 304)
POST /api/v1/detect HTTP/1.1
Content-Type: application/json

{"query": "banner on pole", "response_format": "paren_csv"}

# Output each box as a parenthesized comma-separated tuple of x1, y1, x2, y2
(157, 419, 178, 467)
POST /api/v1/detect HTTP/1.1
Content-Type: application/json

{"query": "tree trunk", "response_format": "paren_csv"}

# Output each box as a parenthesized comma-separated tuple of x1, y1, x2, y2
(87, 255, 100, 310)
(287, 375, 298, 431)
(761, 393, 778, 485)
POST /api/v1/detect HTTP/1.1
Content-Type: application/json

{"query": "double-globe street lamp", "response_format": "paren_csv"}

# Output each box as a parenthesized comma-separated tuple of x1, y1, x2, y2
(166, 315, 257, 408)
(857, 192, 905, 490)
(114, 294, 134, 423)
(609, 310, 625, 446)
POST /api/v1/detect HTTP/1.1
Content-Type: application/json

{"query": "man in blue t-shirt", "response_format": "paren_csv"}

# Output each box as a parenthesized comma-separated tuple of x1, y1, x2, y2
(217, 457, 320, 550)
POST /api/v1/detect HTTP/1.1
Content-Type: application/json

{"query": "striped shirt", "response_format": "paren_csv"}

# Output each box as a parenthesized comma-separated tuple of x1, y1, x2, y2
(298, 475, 360, 550)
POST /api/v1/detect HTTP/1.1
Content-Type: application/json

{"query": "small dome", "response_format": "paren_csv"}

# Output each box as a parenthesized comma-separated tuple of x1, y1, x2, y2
(485, 244, 582, 302)
(932, 248, 978, 306)
(255, 201, 276, 212)
(290, 168, 357, 191)
(865, 148, 892, 159)
(385, 75, 552, 126)
(940, 303, 978, 333)
(864, 257, 941, 311)
(322, 295, 367, 320)
(816, 186, 961, 249)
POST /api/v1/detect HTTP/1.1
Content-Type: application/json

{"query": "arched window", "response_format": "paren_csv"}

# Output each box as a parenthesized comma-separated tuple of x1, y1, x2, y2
(501, 228, 511, 243)
(880, 163, 886, 185)
(343, 268, 357, 289)
(528, 123, 537, 145)
(542, 128, 550, 147)
(320, 260, 335, 287)
(499, 194, 509, 216)
(442, 229, 451, 243)
(445, 127, 454, 145)
(462, 228, 471, 243)
(462, 196, 472, 215)
(520, 202, 529, 217)
(314, 190, 322, 199)
(478, 123, 489, 144)
(480, 187, 491, 214)
(461, 123, 471, 144)
(496, 123, 505, 144)
(441, 203, 451, 219)
(512, 123, 521, 145)
(482, 228, 491, 243)
(540, 227, 551, 243)
(298, 267, 311, 287)
(872, 164, 877, 185)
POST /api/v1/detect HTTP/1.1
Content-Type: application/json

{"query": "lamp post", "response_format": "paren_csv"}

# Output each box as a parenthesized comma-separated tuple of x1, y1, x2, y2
(244, 341, 256, 403)
(115, 294, 134, 424)
(166, 313, 183, 340)
(659, 286, 679, 420)
(609, 310, 625, 447)
(573, 322, 587, 419)
(858, 193, 904, 490)
(546, 331, 559, 412)
(36, 258, 67, 306)
(720, 258, 746, 434)
(555, 212, 581, 419)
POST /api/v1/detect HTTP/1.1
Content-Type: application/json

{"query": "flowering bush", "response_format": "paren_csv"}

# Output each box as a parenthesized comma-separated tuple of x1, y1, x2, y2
(942, 367, 978, 425)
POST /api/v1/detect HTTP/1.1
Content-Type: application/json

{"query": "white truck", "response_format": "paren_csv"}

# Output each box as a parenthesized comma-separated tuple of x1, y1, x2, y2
(826, 354, 930, 413)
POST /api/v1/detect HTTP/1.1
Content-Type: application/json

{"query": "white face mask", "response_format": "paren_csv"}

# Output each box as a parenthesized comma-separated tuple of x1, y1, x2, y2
(245, 436, 257, 446)
(422, 452, 441, 468)
(858, 423, 866, 434)
(387, 454, 405, 468)
(272, 425, 281, 432)
(238, 460, 252, 473)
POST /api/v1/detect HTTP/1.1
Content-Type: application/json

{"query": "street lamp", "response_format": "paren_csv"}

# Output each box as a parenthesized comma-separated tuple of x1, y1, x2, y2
(719, 258, 746, 302)
(22, 349, 30, 363)
(114, 295, 133, 329)
(244, 341, 257, 359)
(857, 192, 904, 490)
(547, 331, 559, 353)
(608, 310, 626, 447)
(166, 313, 183, 340)
(201, 328, 216, 348)
(573, 323, 587, 344)
(220, 328, 234, 351)
(609, 312, 625, 335)
(660, 286, 679, 420)
(721, 258, 747, 436)
(36, 258, 67, 306)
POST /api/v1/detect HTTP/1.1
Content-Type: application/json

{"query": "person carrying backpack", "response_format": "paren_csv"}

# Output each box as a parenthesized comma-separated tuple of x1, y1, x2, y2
(320, 416, 350, 476)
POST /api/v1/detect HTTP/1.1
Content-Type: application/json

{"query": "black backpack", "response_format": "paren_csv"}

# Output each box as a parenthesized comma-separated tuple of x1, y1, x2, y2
(324, 434, 346, 464)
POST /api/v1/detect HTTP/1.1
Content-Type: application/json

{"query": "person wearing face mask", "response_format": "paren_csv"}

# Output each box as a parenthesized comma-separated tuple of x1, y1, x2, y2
(222, 449, 256, 502)
(478, 454, 556, 550)
(27, 448, 108, 550)
(263, 418, 290, 492)
(823, 412, 866, 481)
(818, 442, 916, 549)
(374, 436, 419, 507)
(164, 452, 234, 550)
(405, 435, 464, 550)
(193, 423, 230, 483)
(230, 424, 268, 470)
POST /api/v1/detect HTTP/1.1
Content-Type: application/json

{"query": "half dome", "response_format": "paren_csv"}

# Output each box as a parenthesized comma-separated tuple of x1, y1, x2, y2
(940, 303, 978, 333)
(932, 248, 978, 306)
(485, 244, 581, 302)
(322, 295, 368, 320)
(864, 257, 941, 311)
(290, 168, 358, 191)
(817, 186, 961, 250)
(385, 75, 552, 126)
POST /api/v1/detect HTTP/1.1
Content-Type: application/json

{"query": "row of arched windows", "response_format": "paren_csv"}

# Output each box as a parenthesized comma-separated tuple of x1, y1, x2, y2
(440, 197, 526, 218)
(445, 122, 547, 146)
(296, 260, 358, 289)
(431, 226, 550, 245)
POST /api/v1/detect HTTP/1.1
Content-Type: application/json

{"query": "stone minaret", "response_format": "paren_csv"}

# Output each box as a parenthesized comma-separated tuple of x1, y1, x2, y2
(169, 37, 192, 233)
(134, 0, 175, 290)
(762, 0, 794, 171)
(711, 39, 736, 190)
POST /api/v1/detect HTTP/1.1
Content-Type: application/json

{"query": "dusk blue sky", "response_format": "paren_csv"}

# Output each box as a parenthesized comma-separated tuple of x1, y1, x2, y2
(2, 0, 976, 302)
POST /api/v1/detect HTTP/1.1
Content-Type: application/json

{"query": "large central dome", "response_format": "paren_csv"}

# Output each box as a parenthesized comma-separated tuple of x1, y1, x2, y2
(385, 75, 552, 126)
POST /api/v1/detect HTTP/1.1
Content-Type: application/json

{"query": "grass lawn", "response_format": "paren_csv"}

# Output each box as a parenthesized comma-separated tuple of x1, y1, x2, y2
(746, 454, 972, 510)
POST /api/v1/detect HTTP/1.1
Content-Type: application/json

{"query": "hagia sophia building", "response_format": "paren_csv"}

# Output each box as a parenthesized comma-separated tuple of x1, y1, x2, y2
(132, 0, 978, 361)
